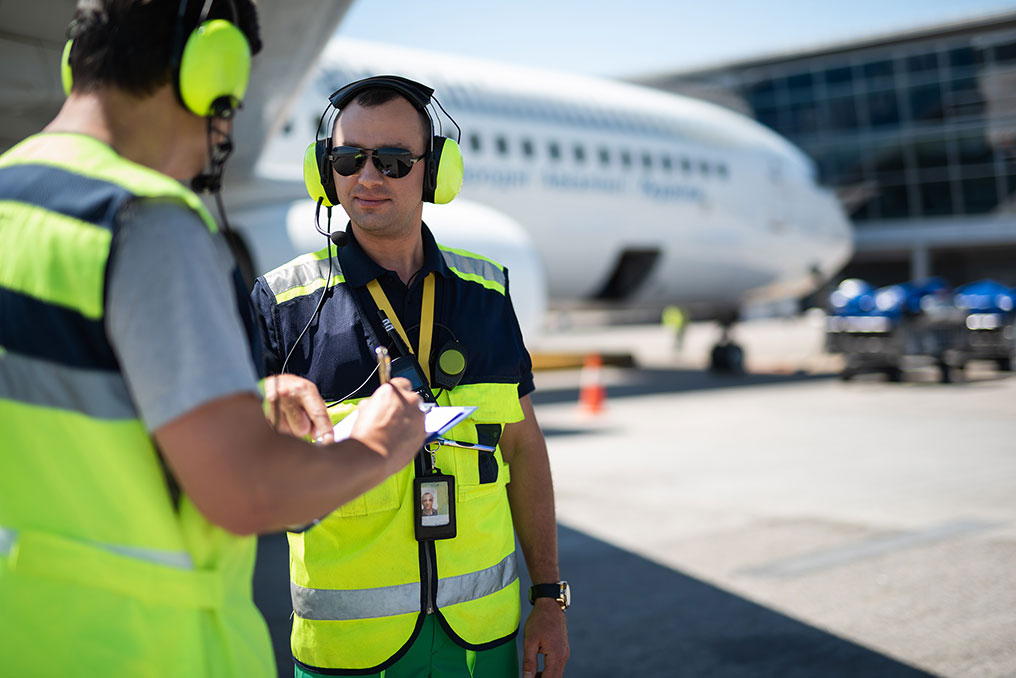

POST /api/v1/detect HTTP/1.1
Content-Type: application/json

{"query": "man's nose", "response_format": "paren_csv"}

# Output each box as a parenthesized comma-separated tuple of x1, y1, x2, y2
(356, 154, 385, 185)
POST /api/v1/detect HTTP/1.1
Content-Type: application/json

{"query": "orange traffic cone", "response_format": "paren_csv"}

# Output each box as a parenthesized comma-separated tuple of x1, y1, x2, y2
(578, 353, 606, 414)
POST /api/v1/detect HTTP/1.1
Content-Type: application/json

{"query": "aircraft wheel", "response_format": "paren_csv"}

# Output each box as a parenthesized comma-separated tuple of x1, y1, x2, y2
(938, 360, 952, 384)
(998, 357, 1013, 372)
(885, 366, 903, 382)
(710, 343, 744, 374)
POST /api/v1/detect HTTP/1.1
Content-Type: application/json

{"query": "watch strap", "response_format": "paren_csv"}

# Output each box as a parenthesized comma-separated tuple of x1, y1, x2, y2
(529, 583, 562, 604)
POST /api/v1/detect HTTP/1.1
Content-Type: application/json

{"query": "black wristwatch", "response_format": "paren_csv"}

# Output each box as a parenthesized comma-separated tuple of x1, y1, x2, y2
(529, 581, 570, 611)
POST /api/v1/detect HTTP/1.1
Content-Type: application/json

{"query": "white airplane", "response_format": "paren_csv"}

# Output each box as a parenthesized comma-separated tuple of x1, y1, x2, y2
(235, 37, 853, 369)
(0, 4, 852, 370)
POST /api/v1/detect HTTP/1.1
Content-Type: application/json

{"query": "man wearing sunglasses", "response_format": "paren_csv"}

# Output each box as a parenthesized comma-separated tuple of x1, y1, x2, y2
(251, 79, 570, 678)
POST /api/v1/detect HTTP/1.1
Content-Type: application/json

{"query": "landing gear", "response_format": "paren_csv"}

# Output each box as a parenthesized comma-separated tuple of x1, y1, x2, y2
(709, 324, 744, 373)
(937, 358, 952, 384)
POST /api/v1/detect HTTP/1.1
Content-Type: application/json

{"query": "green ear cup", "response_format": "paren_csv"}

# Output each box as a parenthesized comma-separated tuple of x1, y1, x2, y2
(178, 19, 250, 116)
(431, 137, 463, 205)
(61, 40, 73, 96)
(304, 140, 338, 207)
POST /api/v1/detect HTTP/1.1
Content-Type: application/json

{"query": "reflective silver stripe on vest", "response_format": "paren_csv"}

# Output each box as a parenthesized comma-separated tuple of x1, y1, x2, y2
(291, 551, 517, 621)
(104, 543, 194, 569)
(0, 526, 15, 556)
(262, 252, 339, 298)
(0, 526, 193, 568)
(439, 249, 506, 290)
(0, 350, 136, 420)
(436, 551, 517, 609)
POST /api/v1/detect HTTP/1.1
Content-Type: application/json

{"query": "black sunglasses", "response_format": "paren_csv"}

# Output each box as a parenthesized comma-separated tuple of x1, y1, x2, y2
(329, 146, 425, 179)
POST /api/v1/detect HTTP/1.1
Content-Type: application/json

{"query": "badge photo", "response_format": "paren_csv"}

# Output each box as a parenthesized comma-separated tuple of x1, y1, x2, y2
(414, 475, 456, 541)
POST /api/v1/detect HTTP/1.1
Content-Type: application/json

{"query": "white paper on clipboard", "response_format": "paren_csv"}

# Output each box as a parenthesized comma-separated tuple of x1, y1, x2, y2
(330, 406, 477, 444)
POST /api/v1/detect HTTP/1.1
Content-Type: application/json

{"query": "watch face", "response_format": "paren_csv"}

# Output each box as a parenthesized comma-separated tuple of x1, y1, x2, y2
(559, 581, 571, 609)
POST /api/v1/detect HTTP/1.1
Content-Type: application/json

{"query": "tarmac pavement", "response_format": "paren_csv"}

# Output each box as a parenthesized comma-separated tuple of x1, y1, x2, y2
(255, 316, 1016, 677)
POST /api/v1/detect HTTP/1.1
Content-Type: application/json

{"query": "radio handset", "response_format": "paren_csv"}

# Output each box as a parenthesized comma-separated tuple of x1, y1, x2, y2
(378, 311, 437, 403)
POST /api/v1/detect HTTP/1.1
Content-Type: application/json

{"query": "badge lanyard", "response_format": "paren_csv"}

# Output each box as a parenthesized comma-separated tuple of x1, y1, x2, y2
(367, 273, 456, 541)
(366, 272, 435, 385)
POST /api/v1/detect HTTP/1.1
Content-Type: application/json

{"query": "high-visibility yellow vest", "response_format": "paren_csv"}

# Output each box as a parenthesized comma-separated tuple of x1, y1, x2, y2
(263, 249, 523, 673)
(0, 133, 273, 676)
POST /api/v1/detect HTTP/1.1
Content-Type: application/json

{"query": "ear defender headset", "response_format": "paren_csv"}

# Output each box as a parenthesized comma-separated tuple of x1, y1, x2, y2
(62, 0, 251, 119)
(303, 75, 464, 208)
(284, 76, 469, 389)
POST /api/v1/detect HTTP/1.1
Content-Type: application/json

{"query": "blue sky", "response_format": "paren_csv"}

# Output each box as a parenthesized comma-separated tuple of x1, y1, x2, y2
(338, 0, 1016, 77)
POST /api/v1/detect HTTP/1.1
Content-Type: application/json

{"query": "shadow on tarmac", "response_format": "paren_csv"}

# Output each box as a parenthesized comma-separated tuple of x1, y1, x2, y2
(254, 524, 933, 678)
(531, 368, 835, 409)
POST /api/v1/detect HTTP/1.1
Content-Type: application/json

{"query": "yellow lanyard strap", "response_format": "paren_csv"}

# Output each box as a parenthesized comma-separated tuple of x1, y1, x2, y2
(366, 273, 435, 385)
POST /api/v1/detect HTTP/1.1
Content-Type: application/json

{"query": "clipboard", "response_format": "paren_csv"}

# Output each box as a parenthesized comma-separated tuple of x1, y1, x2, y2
(330, 406, 477, 444)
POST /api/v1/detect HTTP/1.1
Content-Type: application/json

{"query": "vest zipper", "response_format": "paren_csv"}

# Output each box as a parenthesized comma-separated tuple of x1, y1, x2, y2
(424, 541, 436, 614)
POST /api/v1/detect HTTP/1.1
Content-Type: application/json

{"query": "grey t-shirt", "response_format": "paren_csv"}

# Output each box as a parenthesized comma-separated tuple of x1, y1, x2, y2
(105, 199, 260, 432)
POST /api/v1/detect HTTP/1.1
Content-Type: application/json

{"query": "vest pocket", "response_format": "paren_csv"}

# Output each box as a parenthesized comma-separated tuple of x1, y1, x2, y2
(336, 474, 403, 517)
(447, 439, 507, 502)
(324, 401, 405, 517)
(439, 384, 518, 500)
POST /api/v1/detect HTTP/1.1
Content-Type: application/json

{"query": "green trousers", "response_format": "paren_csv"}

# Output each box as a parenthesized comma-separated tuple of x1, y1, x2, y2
(294, 614, 519, 678)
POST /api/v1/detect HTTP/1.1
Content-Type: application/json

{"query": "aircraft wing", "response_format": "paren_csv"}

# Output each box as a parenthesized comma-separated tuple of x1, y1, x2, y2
(0, 0, 354, 181)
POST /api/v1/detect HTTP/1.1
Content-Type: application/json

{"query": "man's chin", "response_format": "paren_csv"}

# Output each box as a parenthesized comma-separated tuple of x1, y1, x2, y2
(349, 210, 392, 228)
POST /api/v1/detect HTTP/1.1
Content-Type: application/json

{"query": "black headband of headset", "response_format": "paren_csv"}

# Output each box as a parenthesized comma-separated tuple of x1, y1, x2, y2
(328, 75, 434, 113)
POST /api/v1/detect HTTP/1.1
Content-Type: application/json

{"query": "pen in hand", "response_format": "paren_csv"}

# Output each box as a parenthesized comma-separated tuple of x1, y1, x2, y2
(375, 346, 391, 385)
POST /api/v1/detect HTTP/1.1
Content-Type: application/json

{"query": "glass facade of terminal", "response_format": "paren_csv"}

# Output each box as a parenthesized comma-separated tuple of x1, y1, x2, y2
(730, 32, 1016, 222)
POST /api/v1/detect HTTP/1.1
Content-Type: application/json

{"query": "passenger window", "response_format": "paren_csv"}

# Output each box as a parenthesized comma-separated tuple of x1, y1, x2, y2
(521, 139, 534, 158)
(469, 133, 482, 153)
(620, 151, 632, 167)
(699, 160, 710, 176)
(573, 145, 586, 164)
(548, 142, 561, 160)
(642, 153, 652, 170)
(681, 157, 692, 174)
(598, 148, 610, 166)
(662, 156, 673, 172)
(717, 163, 728, 179)
(496, 136, 508, 155)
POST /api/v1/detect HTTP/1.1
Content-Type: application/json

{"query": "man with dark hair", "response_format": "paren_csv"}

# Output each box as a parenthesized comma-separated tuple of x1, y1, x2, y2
(0, 2, 425, 675)
(64, 0, 262, 95)
(252, 79, 570, 678)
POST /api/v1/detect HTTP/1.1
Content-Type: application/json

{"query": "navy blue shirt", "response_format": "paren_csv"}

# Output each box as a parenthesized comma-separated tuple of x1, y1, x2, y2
(252, 224, 534, 403)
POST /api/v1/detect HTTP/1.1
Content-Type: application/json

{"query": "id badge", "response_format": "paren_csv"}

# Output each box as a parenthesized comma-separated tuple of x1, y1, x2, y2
(414, 474, 456, 541)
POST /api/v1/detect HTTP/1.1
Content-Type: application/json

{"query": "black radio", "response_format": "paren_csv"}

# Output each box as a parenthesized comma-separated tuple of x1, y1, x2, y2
(379, 311, 437, 403)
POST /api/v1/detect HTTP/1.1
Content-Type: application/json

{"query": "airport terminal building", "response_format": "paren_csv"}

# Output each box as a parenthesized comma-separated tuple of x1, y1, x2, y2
(635, 11, 1016, 290)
